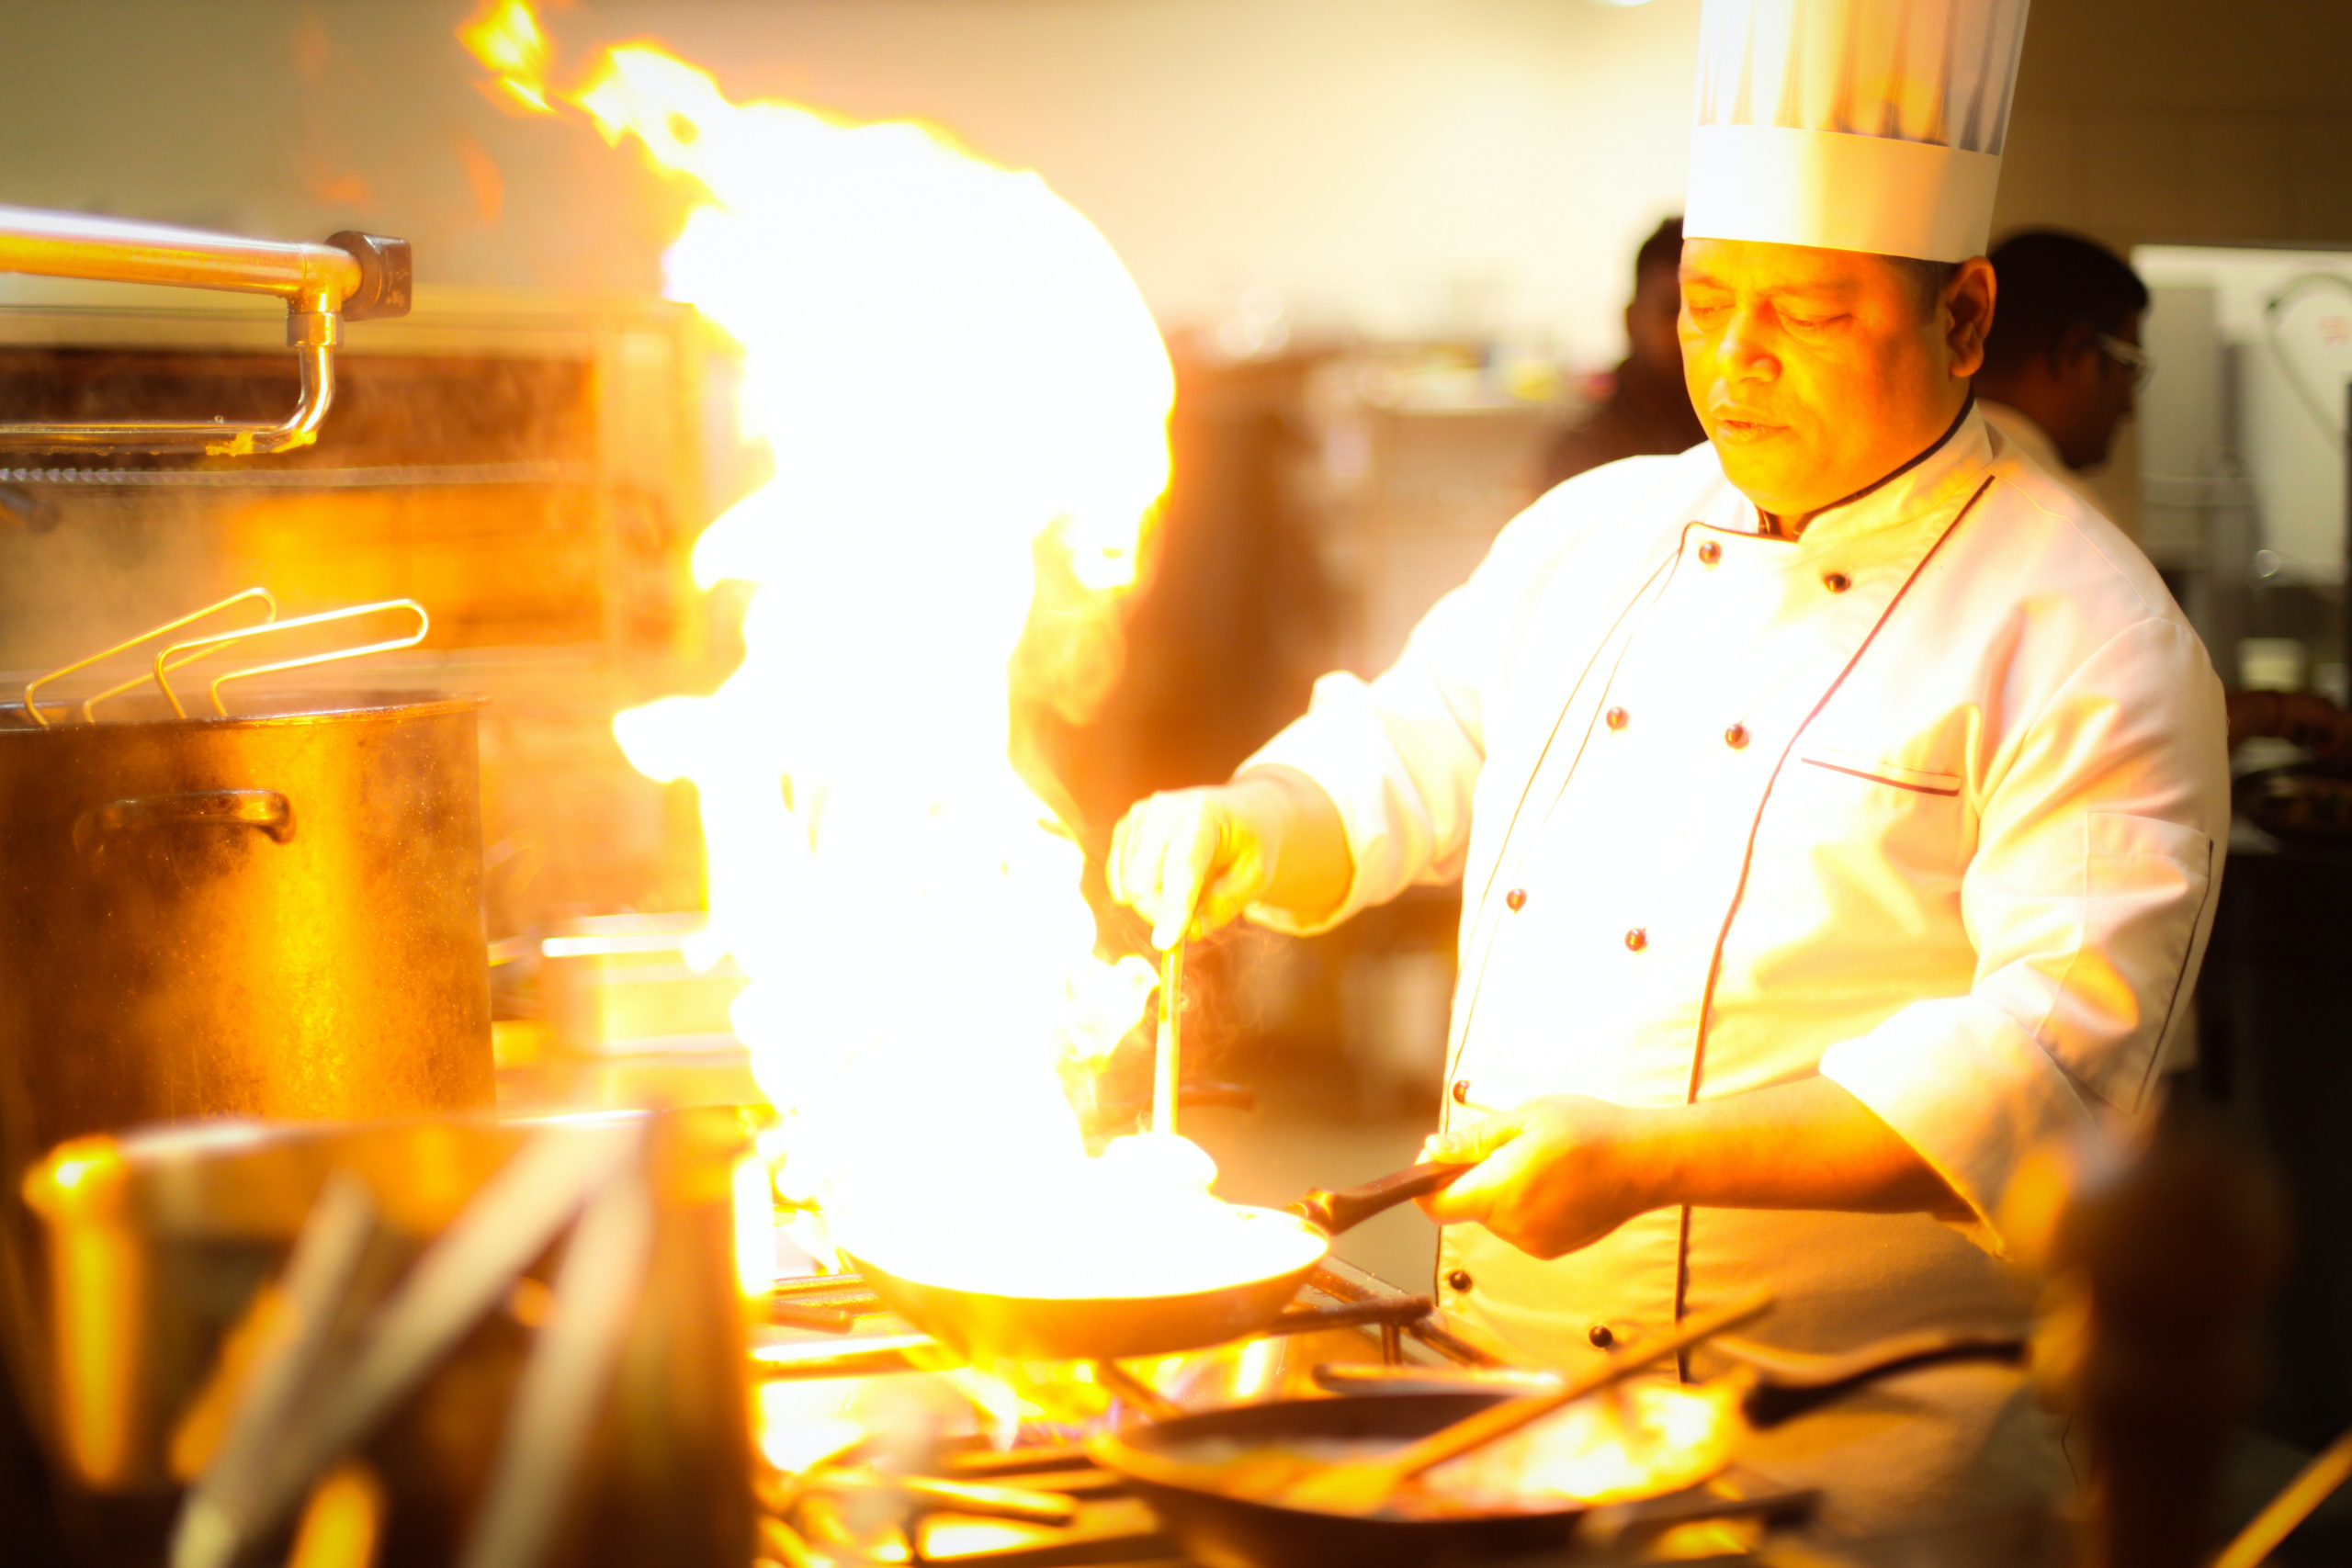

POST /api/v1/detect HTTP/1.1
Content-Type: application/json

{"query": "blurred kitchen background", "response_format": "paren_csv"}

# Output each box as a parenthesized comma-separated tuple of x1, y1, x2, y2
(5, 0, 2352, 1460)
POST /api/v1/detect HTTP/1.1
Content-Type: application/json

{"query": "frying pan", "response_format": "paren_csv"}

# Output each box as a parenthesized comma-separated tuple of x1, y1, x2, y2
(1087, 1331, 2025, 1568)
(843, 1161, 1464, 1361)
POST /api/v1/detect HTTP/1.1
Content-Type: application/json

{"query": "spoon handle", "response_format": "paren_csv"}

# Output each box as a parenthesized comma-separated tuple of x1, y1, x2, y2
(1154, 939, 1184, 1135)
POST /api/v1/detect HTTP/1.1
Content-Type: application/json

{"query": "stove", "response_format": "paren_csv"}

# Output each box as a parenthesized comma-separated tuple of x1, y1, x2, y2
(746, 1257, 1820, 1567)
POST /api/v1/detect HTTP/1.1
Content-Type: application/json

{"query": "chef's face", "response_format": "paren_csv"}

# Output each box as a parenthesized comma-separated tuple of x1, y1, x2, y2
(1679, 239, 1994, 523)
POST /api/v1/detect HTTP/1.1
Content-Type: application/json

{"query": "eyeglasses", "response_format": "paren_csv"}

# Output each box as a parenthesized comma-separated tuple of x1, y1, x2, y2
(2096, 333, 2155, 391)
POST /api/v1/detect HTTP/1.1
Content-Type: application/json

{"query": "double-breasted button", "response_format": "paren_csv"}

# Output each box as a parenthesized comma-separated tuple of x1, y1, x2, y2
(1446, 1269, 1473, 1293)
(1623, 927, 1648, 952)
(1824, 571, 1852, 593)
(1451, 1077, 1470, 1104)
(1504, 887, 1527, 912)
(1696, 539, 1721, 566)
(1724, 722, 1749, 750)
(1604, 705, 1628, 731)
(1588, 1324, 1616, 1348)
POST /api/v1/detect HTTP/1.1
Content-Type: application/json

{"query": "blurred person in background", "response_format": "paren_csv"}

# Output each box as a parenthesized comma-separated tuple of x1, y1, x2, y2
(1538, 218, 1705, 489)
(1973, 229, 2147, 503)
(1976, 231, 2352, 760)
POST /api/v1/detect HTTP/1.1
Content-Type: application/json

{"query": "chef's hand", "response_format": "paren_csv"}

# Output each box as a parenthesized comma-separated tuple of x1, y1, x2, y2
(1416, 1096, 1665, 1261)
(1107, 767, 1350, 949)
(1107, 782, 1281, 949)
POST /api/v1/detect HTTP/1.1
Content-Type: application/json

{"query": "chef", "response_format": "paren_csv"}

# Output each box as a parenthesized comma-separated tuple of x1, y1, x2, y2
(1108, 0, 2229, 1535)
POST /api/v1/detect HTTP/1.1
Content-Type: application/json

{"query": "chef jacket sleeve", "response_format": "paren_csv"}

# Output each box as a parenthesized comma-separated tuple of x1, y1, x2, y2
(1819, 615, 2231, 1256)
(1234, 489, 1599, 936)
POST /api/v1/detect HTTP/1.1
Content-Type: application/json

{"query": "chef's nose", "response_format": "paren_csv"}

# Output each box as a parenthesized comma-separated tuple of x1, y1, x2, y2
(1718, 299, 1779, 382)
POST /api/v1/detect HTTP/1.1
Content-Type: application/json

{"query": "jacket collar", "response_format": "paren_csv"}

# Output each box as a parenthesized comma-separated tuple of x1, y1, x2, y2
(1702, 402, 1995, 548)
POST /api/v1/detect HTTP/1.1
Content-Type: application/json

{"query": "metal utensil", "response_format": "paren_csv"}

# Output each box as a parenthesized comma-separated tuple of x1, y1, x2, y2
(172, 1124, 641, 1568)
(1096, 1325, 2032, 1568)
(19, 587, 278, 728)
(2214, 1420, 2352, 1568)
(455, 1154, 657, 1568)
(0, 204, 409, 456)
(167, 1170, 381, 1566)
(1271, 1294, 1773, 1517)
(1155, 938, 1184, 1137)
(1091, 1392, 1818, 1568)
(808, 1468, 1081, 1527)
(151, 599, 429, 719)
(1311, 1325, 2028, 1428)
(0, 687, 495, 1314)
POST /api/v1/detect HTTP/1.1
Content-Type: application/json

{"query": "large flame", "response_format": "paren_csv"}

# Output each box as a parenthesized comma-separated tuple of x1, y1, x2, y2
(463, 9, 1196, 1263)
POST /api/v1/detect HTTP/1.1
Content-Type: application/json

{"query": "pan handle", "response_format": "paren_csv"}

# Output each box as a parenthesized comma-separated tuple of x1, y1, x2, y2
(1736, 1331, 2026, 1430)
(72, 789, 295, 853)
(1293, 1162, 1470, 1236)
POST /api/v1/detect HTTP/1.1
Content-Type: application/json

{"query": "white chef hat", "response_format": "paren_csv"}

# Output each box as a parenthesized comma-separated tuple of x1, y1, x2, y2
(1685, 0, 2032, 263)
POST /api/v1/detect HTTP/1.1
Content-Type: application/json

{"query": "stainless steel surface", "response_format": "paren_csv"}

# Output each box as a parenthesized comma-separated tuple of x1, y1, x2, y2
(1311, 1362, 1561, 1397)
(538, 913, 749, 1058)
(0, 333, 343, 457)
(171, 1171, 384, 1568)
(173, 1125, 639, 1568)
(22, 1111, 754, 1568)
(0, 206, 361, 305)
(0, 689, 495, 1450)
(0, 204, 409, 455)
(455, 1156, 656, 1568)
(0, 688, 493, 1148)
(71, 788, 293, 852)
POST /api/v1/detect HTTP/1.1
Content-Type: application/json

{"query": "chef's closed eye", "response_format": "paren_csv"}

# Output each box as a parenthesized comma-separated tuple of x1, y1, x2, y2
(1796, 746, 1963, 798)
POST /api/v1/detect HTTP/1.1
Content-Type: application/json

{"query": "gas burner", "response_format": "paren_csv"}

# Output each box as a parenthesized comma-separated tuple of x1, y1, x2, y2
(746, 1257, 1818, 1566)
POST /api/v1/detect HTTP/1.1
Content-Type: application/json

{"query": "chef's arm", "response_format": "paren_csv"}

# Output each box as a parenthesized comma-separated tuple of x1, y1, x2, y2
(1419, 1079, 1965, 1261)
(1111, 476, 1636, 947)
(1657, 1077, 1967, 1213)
(1107, 766, 1353, 947)
(1430, 619, 2230, 1262)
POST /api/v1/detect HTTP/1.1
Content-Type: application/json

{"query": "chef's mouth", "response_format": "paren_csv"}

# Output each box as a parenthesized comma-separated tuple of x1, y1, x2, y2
(1710, 410, 1789, 444)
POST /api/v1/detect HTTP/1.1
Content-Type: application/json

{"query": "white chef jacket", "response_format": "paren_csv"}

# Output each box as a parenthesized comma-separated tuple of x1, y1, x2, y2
(1980, 397, 2104, 512)
(1244, 407, 2229, 1532)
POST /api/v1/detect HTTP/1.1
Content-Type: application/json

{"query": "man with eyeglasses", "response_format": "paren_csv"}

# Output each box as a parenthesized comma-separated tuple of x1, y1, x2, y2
(1973, 230, 2152, 499)
(1976, 232, 2352, 773)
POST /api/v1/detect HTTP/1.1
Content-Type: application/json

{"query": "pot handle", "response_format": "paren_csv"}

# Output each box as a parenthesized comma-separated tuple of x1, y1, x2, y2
(73, 789, 295, 853)
(1737, 1331, 2026, 1430)
(1293, 1162, 1470, 1236)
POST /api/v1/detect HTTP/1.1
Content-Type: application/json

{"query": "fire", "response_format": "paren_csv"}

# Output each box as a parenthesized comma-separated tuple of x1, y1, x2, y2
(461, 9, 1193, 1271)
(458, 0, 552, 113)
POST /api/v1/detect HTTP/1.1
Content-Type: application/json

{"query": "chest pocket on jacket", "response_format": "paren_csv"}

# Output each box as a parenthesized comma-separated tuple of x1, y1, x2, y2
(1796, 746, 1962, 796)
(1783, 743, 1974, 901)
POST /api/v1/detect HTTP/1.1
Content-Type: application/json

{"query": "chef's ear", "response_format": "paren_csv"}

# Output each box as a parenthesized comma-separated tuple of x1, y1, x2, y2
(1943, 257, 1997, 380)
